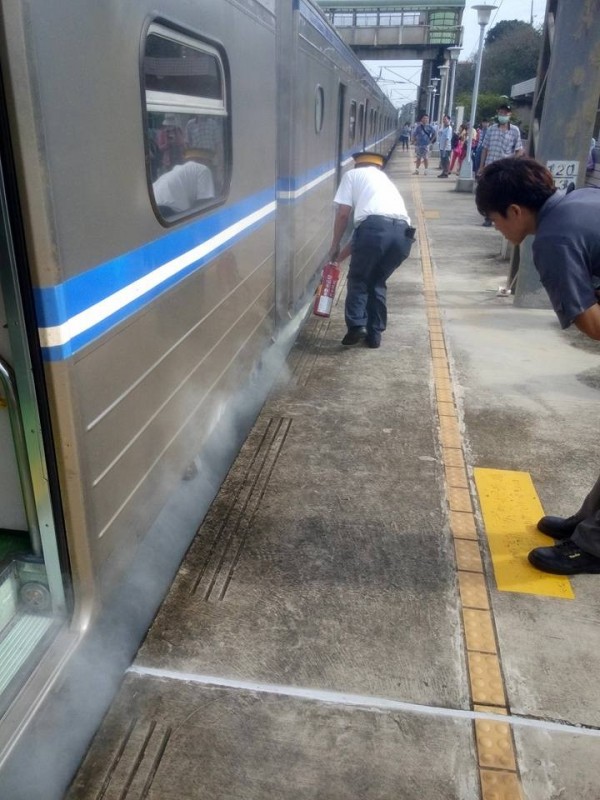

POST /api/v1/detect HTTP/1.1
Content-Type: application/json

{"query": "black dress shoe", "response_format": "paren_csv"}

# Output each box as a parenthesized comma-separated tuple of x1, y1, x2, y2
(528, 540, 600, 575)
(341, 327, 367, 346)
(366, 332, 381, 348)
(537, 515, 579, 539)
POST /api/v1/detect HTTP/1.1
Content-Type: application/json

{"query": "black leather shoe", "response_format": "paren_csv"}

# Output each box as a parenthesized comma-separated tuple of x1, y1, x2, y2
(536, 515, 579, 539)
(341, 327, 367, 346)
(528, 540, 600, 575)
(366, 332, 381, 348)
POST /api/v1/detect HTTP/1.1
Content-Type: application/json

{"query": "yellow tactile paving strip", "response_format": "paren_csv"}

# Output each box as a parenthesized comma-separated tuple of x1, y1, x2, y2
(410, 175, 524, 800)
(474, 468, 574, 599)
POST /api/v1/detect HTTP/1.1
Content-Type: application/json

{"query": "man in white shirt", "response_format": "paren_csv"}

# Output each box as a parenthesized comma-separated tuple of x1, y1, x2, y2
(328, 151, 414, 348)
(152, 149, 215, 217)
(437, 115, 453, 178)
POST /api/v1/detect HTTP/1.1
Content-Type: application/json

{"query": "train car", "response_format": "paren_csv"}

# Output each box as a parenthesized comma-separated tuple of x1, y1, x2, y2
(0, 0, 397, 795)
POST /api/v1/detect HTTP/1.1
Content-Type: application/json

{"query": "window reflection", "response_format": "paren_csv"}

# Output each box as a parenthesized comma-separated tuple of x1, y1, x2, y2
(143, 26, 229, 222)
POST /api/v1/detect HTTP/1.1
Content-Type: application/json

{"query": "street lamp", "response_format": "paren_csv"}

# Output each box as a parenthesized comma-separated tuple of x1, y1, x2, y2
(437, 64, 450, 127)
(456, 4, 497, 192)
(426, 83, 435, 119)
(445, 45, 462, 123)
(429, 77, 440, 120)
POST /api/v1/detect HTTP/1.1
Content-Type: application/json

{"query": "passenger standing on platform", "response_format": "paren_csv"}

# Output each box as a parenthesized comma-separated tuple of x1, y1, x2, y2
(412, 112, 436, 176)
(472, 120, 490, 174)
(399, 122, 411, 150)
(437, 115, 453, 178)
(327, 151, 414, 349)
(477, 102, 523, 226)
(476, 157, 600, 576)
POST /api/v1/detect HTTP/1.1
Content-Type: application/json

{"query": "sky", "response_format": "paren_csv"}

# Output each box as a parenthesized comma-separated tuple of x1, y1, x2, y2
(363, 0, 548, 110)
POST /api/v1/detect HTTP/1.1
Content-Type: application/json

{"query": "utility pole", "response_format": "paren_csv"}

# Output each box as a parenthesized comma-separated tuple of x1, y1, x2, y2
(514, 0, 600, 307)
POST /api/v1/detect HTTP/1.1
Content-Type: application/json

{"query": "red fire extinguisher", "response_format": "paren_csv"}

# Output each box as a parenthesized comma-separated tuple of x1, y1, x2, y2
(313, 262, 341, 318)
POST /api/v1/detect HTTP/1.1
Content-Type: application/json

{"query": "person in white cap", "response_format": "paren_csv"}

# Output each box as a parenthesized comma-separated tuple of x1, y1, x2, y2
(328, 152, 414, 348)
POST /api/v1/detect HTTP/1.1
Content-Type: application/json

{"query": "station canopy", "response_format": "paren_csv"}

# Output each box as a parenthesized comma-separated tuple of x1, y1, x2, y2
(317, 1, 465, 8)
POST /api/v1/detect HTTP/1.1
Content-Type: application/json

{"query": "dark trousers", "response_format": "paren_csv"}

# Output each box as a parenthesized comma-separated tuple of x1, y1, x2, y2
(570, 473, 600, 557)
(440, 151, 451, 174)
(345, 216, 413, 335)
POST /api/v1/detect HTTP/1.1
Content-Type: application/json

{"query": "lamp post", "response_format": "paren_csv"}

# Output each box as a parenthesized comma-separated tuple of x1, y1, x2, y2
(426, 83, 434, 119)
(437, 64, 450, 126)
(456, 4, 497, 192)
(445, 45, 461, 122)
(429, 77, 440, 120)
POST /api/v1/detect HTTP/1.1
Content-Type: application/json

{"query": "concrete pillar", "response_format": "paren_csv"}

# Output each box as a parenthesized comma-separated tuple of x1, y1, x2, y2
(514, 0, 600, 307)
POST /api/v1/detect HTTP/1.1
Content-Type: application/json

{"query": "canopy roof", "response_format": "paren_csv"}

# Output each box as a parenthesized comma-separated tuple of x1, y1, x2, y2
(317, 1, 465, 9)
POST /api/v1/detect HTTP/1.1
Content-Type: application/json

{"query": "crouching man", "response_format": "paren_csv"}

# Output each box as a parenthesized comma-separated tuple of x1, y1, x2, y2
(476, 156, 600, 576)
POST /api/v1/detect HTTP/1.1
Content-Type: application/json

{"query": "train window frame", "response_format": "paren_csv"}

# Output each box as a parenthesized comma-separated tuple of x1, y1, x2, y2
(348, 100, 357, 144)
(358, 104, 365, 141)
(315, 85, 325, 134)
(142, 22, 231, 226)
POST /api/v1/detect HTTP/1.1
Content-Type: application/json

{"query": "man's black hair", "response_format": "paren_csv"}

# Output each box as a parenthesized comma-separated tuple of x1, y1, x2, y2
(475, 157, 556, 217)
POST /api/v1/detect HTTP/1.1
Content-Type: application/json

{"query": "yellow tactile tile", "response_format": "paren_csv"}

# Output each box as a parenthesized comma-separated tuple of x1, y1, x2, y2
(454, 539, 484, 572)
(431, 345, 447, 357)
(463, 608, 497, 654)
(437, 401, 457, 417)
(448, 485, 473, 513)
(442, 447, 465, 469)
(429, 331, 445, 341)
(435, 376, 453, 391)
(480, 769, 523, 800)
(475, 719, 517, 770)
(444, 464, 468, 487)
(474, 705, 508, 715)
(436, 391, 454, 408)
(439, 420, 462, 449)
(424, 209, 440, 218)
(458, 572, 490, 609)
(450, 510, 478, 540)
(435, 377, 453, 395)
(468, 652, 506, 706)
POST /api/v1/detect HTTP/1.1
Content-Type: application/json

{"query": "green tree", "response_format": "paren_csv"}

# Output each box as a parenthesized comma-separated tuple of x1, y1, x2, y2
(452, 20, 541, 121)
(480, 22, 541, 95)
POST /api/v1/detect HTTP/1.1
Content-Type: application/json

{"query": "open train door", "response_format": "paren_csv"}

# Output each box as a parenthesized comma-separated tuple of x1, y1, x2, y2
(0, 65, 69, 727)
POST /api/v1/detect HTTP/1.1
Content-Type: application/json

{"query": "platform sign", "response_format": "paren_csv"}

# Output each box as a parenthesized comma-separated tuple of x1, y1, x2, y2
(546, 159, 579, 190)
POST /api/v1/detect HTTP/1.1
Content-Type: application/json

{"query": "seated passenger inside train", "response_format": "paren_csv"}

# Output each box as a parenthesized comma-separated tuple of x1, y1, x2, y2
(152, 148, 215, 217)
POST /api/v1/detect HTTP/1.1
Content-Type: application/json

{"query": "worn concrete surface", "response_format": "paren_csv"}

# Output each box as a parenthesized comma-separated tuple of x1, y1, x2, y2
(66, 149, 600, 799)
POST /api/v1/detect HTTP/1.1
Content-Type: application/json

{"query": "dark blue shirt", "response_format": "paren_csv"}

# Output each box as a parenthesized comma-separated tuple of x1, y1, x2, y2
(532, 188, 600, 328)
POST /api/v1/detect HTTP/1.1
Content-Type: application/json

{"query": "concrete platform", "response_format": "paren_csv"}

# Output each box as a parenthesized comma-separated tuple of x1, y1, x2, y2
(66, 150, 600, 799)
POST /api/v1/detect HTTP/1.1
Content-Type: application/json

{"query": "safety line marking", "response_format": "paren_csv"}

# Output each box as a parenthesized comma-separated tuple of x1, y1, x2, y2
(126, 664, 600, 739)
(473, 468, 574, 599)
(409, 163, 526, 799)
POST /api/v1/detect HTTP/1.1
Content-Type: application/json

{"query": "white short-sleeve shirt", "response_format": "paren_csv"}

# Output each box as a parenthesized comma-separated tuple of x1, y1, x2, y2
(334, 166, 410, 226)
(153, 162, 215, 213)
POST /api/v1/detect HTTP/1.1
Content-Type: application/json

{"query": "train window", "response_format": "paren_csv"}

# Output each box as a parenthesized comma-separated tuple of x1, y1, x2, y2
(349, 101, 357, 144)
(358, 104, 365, 140)
(143, 24, 230, 223)
(315, 86, 325, 133)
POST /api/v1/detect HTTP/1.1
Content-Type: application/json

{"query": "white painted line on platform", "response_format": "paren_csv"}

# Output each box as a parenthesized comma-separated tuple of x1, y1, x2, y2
(128, 664, 600, 739)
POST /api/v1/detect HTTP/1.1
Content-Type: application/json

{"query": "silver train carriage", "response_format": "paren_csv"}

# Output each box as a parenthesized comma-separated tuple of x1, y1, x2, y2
(0, 0, 397, 795)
